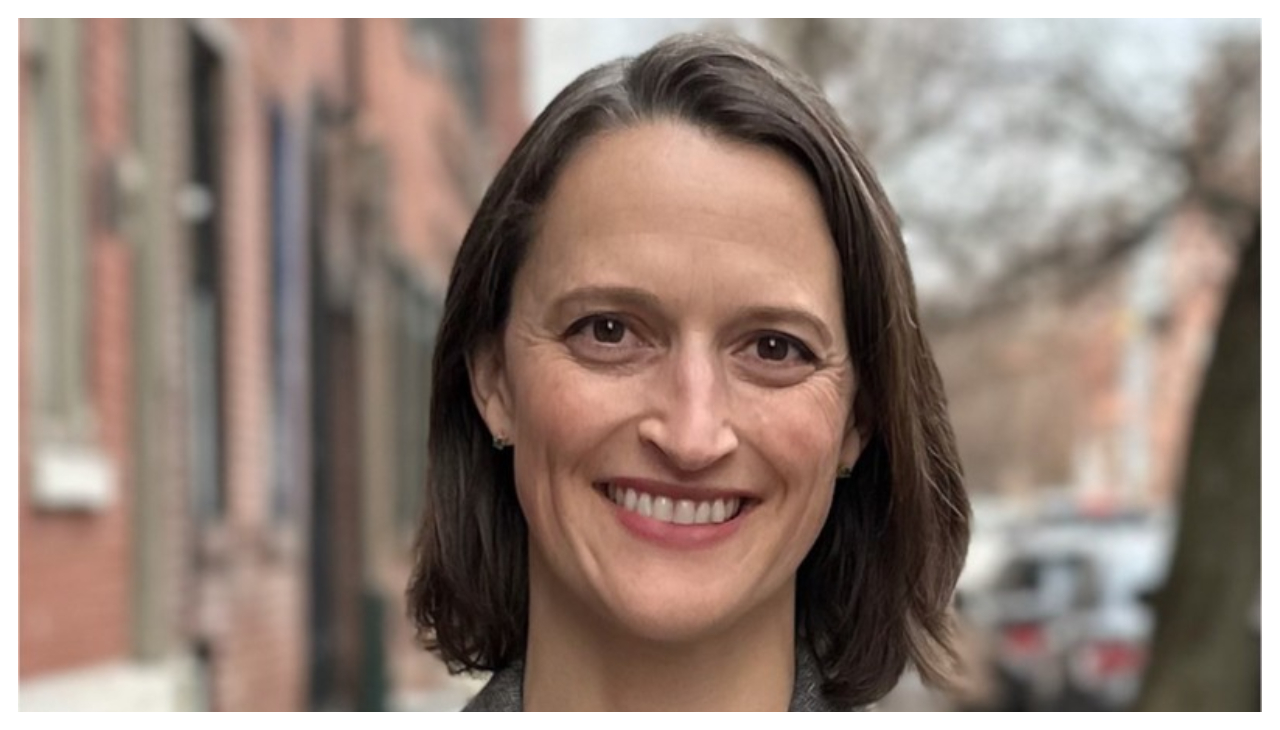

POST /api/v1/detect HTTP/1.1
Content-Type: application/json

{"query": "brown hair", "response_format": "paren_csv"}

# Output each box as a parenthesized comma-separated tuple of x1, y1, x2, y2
(407, 32, 969, 708)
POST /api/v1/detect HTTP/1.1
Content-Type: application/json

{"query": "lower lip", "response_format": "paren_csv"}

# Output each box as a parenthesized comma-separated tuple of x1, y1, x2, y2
(608, 496, 749, 549)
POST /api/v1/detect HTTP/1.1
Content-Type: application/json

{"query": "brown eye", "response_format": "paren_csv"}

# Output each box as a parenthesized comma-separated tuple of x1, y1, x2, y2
(592, 317, 627, 344)
(757, 335, 791, 361)
(751, 333, 816, 364)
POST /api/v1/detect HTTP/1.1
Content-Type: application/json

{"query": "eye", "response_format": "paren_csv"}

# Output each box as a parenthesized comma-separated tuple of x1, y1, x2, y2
(567, 314, 630, 344)
(591, 316, 627, 344)
(735, 332, 819, 387)
(752, 333, 816, 364)
(564, 314, 648, 364)
(756, 335, 792, 361)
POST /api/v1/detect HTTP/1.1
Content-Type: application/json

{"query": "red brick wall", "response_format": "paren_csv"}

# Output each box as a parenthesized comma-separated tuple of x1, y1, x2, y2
(19, 17, 135, 679)
(356, 19, 523, 701)
(1146, 205, 1238, 502)
(358, 18, 473, 278)
(187, 19, 353, 710)
(19, 18, 525, 708)
(484, 18, 528, 164)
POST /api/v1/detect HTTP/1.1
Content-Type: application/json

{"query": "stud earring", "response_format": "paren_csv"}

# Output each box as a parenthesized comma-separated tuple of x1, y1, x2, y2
(837, 465, 853, 479)
(492, 434, 511, 450)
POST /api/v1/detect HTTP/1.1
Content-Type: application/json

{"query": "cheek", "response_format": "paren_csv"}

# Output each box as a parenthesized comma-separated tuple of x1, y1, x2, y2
(519, 384, 583, 448)
(508, 355, 627, 480)
(775, 404, 844, 556)
(746, 385, 851, 480)
(750, 400, 841, 575)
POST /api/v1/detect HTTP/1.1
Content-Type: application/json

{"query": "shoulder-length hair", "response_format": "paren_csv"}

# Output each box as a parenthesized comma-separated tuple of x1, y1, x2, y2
(407, 32, 970, 708)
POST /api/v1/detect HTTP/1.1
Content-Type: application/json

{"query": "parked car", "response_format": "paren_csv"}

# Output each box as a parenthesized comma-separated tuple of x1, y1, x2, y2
(956, 509, 1173, 711)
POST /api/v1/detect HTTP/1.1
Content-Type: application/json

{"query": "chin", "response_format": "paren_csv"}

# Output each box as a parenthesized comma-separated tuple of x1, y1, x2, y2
(609, 598, 737, 644)
(595, 574, 782, 645)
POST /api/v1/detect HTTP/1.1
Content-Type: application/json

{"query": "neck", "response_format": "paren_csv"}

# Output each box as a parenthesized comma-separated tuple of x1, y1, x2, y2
(521, 555, 797, 711)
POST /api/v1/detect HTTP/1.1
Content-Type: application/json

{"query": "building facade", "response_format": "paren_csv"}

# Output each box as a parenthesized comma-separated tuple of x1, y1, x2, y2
(19, 18, 525, 711)
(928, 203, 1238, 513)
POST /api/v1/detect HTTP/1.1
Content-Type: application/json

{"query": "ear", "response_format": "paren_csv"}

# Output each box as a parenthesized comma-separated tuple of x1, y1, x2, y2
(839, 418, 865, 473)
(467, 337, 516, 443)
(838, 387, 867, 473)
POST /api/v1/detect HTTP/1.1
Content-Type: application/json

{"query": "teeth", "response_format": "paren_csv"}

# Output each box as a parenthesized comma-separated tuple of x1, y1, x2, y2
(711, 500, 726, 523)
(653, 496, 673, 522)
(694, 501, 711, 525)
(674, 500, 696, 524)
(604, 483, 742, 526)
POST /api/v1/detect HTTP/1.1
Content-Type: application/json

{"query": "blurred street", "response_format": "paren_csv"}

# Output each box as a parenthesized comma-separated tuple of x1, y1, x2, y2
(18, 19, 1260, 711)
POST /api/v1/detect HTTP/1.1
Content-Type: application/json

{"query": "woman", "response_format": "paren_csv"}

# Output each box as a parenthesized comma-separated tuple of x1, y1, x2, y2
(407, 33, 970, 712)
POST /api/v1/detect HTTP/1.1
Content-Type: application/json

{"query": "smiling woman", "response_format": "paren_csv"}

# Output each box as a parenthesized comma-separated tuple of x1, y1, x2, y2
(407, 33, 970, 712)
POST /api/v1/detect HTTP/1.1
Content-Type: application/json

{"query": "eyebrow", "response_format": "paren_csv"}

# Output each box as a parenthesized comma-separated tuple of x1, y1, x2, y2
(547, 286, 671, 332)
(733, 305, 836, 349)
(548, 285, 837, 349)
(551, 285, 665, 315)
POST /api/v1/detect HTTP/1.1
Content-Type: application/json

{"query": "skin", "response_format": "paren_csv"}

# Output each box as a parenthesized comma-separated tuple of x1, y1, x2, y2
(470, 121, 863, 710)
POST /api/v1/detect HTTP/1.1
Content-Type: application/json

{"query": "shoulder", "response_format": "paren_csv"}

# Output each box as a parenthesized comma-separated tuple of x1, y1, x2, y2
(789, 641, 865, 712)
(461, 660, 525, 712)
(461, 648, 864, 711)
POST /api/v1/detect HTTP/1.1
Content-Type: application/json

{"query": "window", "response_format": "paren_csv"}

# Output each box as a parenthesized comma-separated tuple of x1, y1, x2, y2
(409, 19, 484, 123)
(187, 27, 227, 523)
(391, 266, 442, 537)
(24, 19, 116, 511)
(28, 19, 90, 437)
(268, 106, 295, 523)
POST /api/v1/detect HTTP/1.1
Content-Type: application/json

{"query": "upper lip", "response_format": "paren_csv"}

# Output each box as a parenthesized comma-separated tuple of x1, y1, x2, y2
(599, 477, 756, 503)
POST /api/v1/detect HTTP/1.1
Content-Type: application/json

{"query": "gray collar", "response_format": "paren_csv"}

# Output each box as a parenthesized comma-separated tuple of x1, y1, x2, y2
(462, 641, 855, 711)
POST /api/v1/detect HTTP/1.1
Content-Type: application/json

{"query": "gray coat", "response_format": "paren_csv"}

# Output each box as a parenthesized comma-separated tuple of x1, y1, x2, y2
(462, 642, 860, 711)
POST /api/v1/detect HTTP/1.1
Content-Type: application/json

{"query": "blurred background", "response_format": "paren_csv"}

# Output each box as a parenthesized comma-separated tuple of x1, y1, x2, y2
(17, 18, 1259, 711)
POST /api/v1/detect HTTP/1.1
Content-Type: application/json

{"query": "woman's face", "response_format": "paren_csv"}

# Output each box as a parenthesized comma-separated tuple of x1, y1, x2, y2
(471, 121, 862, 643)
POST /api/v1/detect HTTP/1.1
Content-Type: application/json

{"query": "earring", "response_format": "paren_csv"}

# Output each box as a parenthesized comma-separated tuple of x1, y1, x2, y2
(837, 465, 853, 479)
(492, 434, 511, 450)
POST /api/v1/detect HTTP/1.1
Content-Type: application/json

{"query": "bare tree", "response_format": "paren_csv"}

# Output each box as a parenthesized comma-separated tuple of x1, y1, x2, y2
(1132, 33, 1259, 711)
(759, 20, 1260, 709)
(761, 19, 1256, 318)
(1134, 220, 1258, 711)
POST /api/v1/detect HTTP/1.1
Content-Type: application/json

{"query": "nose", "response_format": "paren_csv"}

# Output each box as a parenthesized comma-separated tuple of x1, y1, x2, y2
(637, 344, 739, 473)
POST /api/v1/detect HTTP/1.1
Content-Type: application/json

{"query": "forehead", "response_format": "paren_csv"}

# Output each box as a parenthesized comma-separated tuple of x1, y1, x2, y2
(518, 121, 843, 319)
(539, 122, 829, 250)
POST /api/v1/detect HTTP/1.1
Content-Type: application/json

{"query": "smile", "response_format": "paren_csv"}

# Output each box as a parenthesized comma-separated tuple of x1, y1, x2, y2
(603, 483, 744, 525)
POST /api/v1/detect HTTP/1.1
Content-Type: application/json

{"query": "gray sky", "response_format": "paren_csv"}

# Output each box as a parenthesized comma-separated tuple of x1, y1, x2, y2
(525, 18, 707, 119)
(524, 19, 1252, 120)
(522, 19, 1258, 297)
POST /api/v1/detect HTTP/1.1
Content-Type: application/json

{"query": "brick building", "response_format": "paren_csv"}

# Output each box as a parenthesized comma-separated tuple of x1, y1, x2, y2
(19, 18, 526, 711)
(928, 203, 1238, 512)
